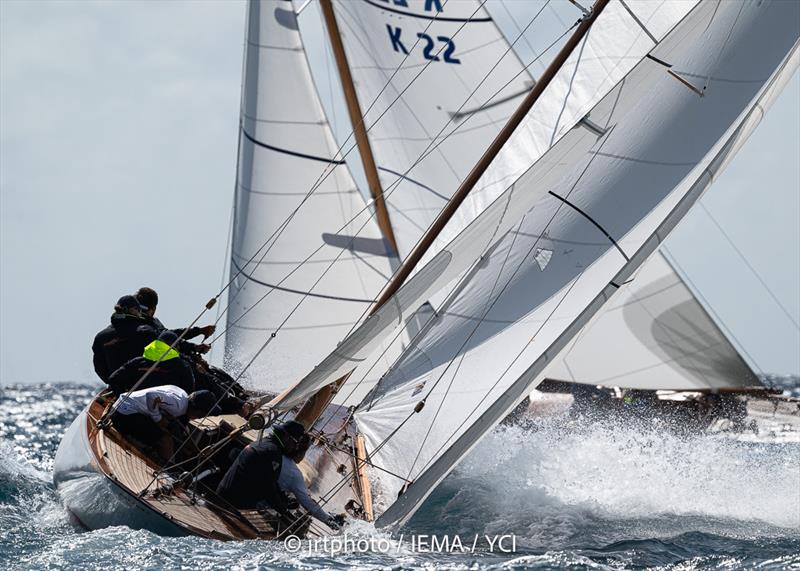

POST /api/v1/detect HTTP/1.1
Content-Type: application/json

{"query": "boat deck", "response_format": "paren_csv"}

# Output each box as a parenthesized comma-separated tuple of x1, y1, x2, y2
(86, 393, 365, 540)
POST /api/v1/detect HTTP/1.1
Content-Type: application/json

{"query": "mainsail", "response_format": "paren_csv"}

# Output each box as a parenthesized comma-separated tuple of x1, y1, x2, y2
(224, 0, 394, 393)
(543, 250, 761, 391)
(359, 1, 799, 527)
(329, 0, 535, 259)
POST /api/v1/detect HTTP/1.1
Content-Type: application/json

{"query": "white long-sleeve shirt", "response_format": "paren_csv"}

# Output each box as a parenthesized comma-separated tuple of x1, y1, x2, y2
(113, 385, 188, 422)
(278, 456, 331, 523)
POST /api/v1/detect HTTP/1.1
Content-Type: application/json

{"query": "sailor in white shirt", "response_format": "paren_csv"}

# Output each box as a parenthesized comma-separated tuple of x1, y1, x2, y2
(111, 385, 217, 460)
(278, 434, 345, 530)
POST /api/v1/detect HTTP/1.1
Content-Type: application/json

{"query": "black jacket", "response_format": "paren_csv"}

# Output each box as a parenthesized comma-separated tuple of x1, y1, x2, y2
(216, 436, 289, 512)
(145, 316, 205, 354)
(92, 313, 159, 382)
(107, 354, 195, 395)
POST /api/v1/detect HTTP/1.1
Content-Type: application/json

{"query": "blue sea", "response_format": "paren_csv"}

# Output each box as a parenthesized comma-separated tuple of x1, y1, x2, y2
(1, 382, 799, 570)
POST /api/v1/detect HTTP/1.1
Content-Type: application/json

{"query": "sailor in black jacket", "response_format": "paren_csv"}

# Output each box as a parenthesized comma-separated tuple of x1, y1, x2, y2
(135, 287, 214, 355)
(107, 331, 196, 395)
(92, 295, 160, 383)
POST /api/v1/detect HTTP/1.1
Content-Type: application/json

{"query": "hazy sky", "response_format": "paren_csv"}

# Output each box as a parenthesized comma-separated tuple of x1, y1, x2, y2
(1, 0, 798, 386)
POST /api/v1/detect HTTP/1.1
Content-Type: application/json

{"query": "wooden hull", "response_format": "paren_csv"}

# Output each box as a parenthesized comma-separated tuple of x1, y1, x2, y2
(53, 391, 368, 539)
(53, 406, 189, 536)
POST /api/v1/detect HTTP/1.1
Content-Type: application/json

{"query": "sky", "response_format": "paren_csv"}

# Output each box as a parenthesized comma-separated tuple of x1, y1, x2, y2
(1, 0, 798, 386)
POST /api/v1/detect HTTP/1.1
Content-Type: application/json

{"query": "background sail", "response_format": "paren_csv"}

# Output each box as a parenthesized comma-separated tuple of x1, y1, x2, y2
(275, 0, 699, 410)
(225, 0, 394, 393)
(544, 251, 761, 391)
(330, 0, 534, 259)
(355, 0, 799, 526)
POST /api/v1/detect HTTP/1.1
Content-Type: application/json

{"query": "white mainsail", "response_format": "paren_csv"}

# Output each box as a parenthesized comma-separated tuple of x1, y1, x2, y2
(330, 0, 534, 259)
(225, 0, 394, 393)
(354, 0, 799, 526)
(543, 250, 761, 391)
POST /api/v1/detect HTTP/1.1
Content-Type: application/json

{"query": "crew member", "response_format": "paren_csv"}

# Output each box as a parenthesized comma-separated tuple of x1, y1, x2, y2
(279, 433, 345, 530)
(215, 421, 306, 513)
(110, 385, 218, 460)
(135, 287, 214, 354)
(108, 331, 195, 395)
(92, 295, 159, 382)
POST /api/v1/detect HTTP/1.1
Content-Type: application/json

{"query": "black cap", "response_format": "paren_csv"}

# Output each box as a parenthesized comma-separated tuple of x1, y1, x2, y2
(275, 420, 305, 440)
(158, 330, 179, 345)
(117, 295, 147, 311)
(189, 390, 221, 416)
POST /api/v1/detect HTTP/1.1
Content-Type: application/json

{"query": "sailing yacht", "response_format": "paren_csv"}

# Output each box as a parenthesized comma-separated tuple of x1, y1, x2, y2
(54, 0, 800, 538)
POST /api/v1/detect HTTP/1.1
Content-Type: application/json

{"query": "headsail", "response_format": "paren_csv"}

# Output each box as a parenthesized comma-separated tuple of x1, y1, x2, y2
(543, 251, 761, 391)
(355, 0, 799, 527)
(225, 0, 394, 393)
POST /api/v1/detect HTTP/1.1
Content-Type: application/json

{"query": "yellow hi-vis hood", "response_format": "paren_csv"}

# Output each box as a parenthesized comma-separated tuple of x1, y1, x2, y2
(143, 340, 180, 362)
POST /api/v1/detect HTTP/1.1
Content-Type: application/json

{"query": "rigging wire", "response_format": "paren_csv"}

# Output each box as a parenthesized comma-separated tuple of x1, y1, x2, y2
(301, 2, 571, 438)
(210, 0, 497, 345)
(211, 0, 455, 329)
(140, 0, 571, 501)
(312, 12, 579, 435)
(699, 203, 798, 331)
(402, 123, 620, 481)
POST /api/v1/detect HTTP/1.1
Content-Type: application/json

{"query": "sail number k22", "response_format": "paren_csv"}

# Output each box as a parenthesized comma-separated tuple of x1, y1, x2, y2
(387, 25, 461, 64)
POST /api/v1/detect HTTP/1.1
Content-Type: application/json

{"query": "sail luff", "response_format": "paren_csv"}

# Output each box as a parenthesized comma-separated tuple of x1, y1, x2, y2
(369, 0, 611, 314)
(371, 30, 800, 529)
(318, 0, 399, 255)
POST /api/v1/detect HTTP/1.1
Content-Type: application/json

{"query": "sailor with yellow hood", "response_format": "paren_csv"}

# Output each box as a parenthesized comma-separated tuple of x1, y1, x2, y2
(107, 330, 195, 395)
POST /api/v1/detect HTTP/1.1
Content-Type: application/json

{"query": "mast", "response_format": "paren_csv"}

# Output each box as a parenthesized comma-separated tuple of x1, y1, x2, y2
(288, 0, 610, 425)
(370, 0, 611, 313)
(318, 0, 399, 256)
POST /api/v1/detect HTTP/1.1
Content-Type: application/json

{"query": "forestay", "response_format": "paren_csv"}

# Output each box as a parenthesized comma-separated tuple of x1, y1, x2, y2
(355, 0, 799, 526)
(275, 0, 698, 411)
(225, 0, 394, 394)
(543, 251, 761, 391)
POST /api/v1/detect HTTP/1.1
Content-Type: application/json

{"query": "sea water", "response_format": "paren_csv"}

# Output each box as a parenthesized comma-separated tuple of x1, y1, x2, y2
(1, 383, 798, 570)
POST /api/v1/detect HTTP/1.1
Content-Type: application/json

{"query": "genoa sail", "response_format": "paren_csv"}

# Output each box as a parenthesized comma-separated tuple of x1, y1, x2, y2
(543, 250, 761, 391)
(354, 0, 799, 527)
(224, 0, 395, 394)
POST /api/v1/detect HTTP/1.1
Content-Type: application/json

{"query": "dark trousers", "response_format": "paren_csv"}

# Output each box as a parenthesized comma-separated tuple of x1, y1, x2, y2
(111, 410, 162, 445)
(216, 438, 288, 512)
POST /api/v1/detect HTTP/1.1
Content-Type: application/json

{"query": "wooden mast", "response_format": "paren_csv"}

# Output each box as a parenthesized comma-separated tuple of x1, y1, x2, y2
(294, 0, 396, 428)
(369, 0, 610, 313)
(293, 0, 610, 427)
(318, 0, 399, 256)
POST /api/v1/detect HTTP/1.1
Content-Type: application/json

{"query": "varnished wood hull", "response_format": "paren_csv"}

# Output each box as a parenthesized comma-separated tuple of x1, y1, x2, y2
(53, 406, 189, 536)
(54, 391, 370, 539)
